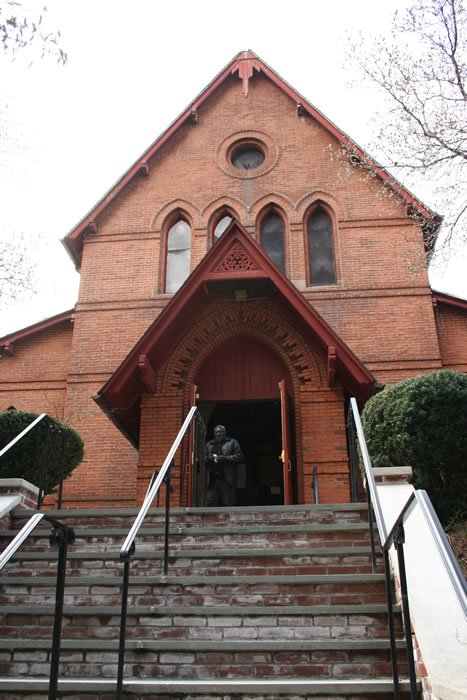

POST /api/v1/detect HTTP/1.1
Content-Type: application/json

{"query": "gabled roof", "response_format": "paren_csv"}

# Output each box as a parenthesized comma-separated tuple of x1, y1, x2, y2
(0, 309, 75, 356)
(94, 220, 379, 445)
(432, 290, 467, 310)
(63, 50, 439, 267)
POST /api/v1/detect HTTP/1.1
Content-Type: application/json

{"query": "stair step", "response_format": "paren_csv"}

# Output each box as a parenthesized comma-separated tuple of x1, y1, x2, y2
(2, 523, 375, 538)
(0, 638, 407, 651)
(1, 603, 395, 615)
(0, 572, 384, 584)
(4, 549, 378, 578)
(0, 503, 410, 695)
(12, 503, 371, 521)
(0, 676, 418, 698)
(6, 546, 375, 559)
(0, 637, 409, 680)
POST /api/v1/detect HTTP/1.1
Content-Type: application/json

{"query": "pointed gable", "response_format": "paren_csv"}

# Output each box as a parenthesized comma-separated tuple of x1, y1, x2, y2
(94, 221, 379, 444)
(63, 50, 439, 267)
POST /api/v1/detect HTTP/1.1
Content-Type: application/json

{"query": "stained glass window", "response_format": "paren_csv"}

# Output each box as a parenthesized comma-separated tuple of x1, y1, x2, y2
(261, 212, 285, 273)
(307, 209, 336, 285)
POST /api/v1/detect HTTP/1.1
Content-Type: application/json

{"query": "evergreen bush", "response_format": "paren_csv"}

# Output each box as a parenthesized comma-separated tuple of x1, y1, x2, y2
(361, 370, 467, 525)
(0, 410, 84, 496)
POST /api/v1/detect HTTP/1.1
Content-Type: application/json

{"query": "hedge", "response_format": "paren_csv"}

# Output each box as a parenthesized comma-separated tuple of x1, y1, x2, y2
(0, 410, 84, 496)
(361, 369, 467, 525)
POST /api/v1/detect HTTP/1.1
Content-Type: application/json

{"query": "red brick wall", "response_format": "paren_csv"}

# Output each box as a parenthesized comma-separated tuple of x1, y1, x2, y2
(0, 322, 72, 418)
(434, 304, 467, 372)
(3, 69, 458, 508)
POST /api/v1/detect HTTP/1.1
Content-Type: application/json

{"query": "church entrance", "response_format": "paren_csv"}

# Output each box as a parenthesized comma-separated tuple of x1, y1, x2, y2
(199, 399, 291, 506)
(194, 334, 296, 506)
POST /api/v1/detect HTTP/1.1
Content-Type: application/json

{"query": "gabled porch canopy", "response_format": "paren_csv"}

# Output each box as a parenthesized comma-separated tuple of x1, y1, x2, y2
(94, 221, 380, 445)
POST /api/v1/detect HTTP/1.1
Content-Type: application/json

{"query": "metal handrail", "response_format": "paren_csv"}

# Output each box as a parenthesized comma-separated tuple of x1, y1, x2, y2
(383, 490, 467, 618)
(0, 512, 75, 700)
(0, 513, 45, 569)
(0, 413, 46, 458)
(349, 397, 388, 544)
(116, 405, 205, 700)
(348, 397, 413, 699)
(348, 397, 467, 699)
(120, 405, 199, 560)
(415, 491, 467, 617)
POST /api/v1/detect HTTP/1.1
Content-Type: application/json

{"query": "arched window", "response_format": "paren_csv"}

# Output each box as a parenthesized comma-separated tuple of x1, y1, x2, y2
(307, 208, 336, 285)
(260, 211, 285, 273)
(214, 215, 233, 240)
(165, 219, 191, 293)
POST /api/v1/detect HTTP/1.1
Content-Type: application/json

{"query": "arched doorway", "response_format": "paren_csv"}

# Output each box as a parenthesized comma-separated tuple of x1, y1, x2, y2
(195, 335, 295, 506)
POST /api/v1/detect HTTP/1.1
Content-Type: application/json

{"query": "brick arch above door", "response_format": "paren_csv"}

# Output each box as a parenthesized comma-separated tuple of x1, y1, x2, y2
(156, 299, 323, 399)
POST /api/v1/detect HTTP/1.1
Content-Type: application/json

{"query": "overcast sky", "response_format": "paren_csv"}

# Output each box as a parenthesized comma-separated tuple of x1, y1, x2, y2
(1, 0, 466, 336)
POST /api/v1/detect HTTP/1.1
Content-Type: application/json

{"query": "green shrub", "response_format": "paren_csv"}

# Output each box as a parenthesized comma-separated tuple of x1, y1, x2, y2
(0, 410, 84, 496)
(361, 370, 467, 525)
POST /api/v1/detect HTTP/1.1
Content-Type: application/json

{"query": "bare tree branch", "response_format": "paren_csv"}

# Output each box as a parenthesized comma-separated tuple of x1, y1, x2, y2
(347, 0, 467, 253)
(0, 233, 38, 309)
(0, 1, 67, 64)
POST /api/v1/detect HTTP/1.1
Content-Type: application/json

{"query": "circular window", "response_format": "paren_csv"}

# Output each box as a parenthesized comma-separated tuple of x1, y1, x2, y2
(231, 145, 265, 171)
(218, 132, 278, 179)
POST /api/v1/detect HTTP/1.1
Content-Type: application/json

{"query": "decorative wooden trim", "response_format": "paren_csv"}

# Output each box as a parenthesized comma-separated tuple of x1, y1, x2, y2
(232, 53, 262, 98)
(1, 342, 14, 357)
(327, 346, 337, 387)
(138, 354, 156, 393)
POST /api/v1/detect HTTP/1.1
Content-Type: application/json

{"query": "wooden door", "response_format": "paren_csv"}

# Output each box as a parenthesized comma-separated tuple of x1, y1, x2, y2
(279, 379, 294, 505)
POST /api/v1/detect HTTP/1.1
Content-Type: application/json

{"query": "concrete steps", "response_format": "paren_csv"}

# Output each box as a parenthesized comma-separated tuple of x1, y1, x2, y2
(0, 677, 417, 698)
(0, 503, 418, 698)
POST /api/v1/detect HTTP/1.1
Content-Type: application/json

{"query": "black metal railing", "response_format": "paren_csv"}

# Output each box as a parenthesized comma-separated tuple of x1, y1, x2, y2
(347, 397, 467, 700)
(347, 397, 413, 700)
(0, 512, 75, 700)
(0, 413, 68, 510)
(311, 464, 319, 504)
(116, 406, 206, 699)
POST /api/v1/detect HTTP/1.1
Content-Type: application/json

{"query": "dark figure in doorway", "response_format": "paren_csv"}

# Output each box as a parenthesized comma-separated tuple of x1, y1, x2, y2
(205, 425, 244, 507)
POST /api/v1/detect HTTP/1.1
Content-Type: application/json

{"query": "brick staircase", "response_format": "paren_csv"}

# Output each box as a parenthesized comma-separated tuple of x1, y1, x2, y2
(0, 503, 418, 698)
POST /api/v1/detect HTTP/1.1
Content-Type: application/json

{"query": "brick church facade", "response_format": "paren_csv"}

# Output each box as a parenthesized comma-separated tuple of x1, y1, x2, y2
(1, 51, 466, 510)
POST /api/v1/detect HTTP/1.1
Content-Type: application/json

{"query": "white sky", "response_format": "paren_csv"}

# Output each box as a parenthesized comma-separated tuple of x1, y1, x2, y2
(1, 0, 466, 336)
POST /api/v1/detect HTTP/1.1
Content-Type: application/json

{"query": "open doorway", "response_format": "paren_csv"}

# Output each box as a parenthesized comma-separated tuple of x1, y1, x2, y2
(199, 399, 288, 506)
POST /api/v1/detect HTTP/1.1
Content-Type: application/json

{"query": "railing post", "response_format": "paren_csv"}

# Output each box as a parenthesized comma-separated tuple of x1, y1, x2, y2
(346, 405, 359, 503)
(366, 487, 378, 572)
(199, 419, 207, 507)
(163, 462, 173, 576)
(57, 431, 66, 510)
(312, 464, 319, 504)
(394, 524, 418, 700)
(190, 416, 199, 507)
(116, 549, 133, 700)
(383, 548, 400, 700)
(37, 420, 53, 510)
(48, 524, 75, 700)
